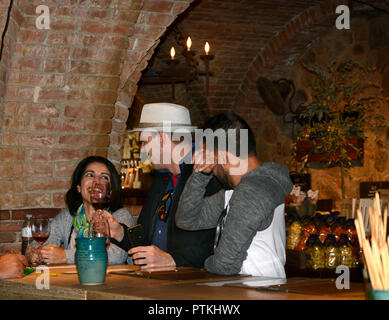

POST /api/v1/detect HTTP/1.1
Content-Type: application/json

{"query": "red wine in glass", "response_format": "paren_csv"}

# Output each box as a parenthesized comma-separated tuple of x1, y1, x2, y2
(31, 218, 50, 246)
(90, 183, 110, 211)
(92, 201, 109, 211)
(33, 234, 49, 245)
(90, 183, 111, 238)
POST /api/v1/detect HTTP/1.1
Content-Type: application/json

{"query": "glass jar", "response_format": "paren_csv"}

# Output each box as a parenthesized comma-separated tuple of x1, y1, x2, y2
(286, 219, 302, 250)
(345, 219, 357, 245)
(324, 234, 340, 269)
(305, 234, 325, 270)
(295, 220, 317, 251)
(338, 234, 353, 268)
(331, 218, 345, 242)
(318, 223, 331, 244)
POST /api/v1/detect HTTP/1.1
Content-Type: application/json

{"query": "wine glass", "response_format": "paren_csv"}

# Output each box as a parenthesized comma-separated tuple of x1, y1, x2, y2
(31, 218, 50, 264)
(89, 182, 111, 239)
(31, 218, 50, 245)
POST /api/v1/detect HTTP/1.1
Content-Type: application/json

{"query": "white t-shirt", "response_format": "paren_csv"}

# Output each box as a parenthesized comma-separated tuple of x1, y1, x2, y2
(224, 190, 286, 278)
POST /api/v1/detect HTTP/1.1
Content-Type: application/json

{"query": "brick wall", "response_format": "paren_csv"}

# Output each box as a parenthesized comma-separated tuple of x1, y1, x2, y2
(0, 0, 194, 253)
(0, 0, 24, 132)
(113, 0, 193, 160)
(0, 0, 12, 105)
(1, 0, 134, 210)
(0, 208, 60, 254)
(136, 0, 333, 121)
(1, 0, 387, 253)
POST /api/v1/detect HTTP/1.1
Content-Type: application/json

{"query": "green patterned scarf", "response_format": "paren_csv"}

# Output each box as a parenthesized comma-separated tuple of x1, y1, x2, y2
(73, 204, 92, 239)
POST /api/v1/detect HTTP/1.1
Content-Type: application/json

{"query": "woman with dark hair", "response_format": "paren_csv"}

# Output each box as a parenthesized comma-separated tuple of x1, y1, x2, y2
(26, 156, 134, 265)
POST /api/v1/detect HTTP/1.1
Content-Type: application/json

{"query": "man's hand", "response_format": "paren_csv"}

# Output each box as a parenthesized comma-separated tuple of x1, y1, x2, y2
(39, 244, 66, 264)
(93, 210, 124, 242)
(128, 245, 176, 270)
(0, 253, 28, 280)
(192, 148, 217, 174)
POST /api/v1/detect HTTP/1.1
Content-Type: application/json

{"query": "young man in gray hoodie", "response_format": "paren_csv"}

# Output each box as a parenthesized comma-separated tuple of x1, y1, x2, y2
(176, 113, 293, 278)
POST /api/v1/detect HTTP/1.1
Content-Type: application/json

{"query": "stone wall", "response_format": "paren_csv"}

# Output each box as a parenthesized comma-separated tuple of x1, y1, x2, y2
(297, 12, 389, 207)
(237, 11, 389, 208)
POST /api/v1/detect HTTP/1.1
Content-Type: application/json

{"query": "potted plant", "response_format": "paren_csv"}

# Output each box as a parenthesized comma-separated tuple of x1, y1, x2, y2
(295, 60, 387, 199)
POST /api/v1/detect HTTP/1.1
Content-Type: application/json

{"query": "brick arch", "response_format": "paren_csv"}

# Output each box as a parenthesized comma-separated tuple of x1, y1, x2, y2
(110, 0, 195, 162)
(0, 0, 25, 130)
(0, 0, 194, 210)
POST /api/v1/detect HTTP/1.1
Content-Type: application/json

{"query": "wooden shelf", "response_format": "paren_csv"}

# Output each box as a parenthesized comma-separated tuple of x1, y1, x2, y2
(121, 188, 149, 206)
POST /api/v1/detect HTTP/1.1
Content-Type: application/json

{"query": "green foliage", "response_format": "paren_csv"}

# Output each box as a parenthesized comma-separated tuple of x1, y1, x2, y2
(295, 59, 388, 198)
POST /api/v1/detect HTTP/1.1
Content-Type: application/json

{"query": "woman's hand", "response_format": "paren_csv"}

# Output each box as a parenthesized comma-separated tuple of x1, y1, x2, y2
(26, 246, 41, 264)
(0, 254, 28, 280)
(92, 210, 110, 236)
(93, 210, 124, 242)
(39, 245, 66, 264)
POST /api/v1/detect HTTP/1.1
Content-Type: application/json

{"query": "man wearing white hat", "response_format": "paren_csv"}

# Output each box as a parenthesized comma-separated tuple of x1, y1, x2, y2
(98, 103, 221, 270)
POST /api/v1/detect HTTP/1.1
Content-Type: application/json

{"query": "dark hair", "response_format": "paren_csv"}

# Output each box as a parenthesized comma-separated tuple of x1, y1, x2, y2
(201, 113, 257, 157)
(65, 156, 122, 216)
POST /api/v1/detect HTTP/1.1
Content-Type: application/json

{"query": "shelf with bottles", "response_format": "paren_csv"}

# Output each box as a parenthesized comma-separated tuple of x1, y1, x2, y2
(122, 132, 140, 161)
(120, 159, 154, 206)
(120, 159, 152, 190)
(121, 131, 153, 190)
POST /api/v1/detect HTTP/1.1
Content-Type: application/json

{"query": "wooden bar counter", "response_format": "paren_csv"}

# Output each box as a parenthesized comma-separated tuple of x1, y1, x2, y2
(0, 265, 366, 300)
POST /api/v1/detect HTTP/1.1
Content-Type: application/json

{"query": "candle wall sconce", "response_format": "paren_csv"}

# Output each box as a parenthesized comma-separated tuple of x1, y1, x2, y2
(139, 28, 214, 99)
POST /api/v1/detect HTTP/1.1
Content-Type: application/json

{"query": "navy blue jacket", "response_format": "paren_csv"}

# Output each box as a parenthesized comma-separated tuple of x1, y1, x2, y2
(114, 164, 221, 268)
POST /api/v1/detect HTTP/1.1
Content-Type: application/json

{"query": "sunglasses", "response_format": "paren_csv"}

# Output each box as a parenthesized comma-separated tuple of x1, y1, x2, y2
(158, 190, 174, 221)
(213, 207, 228, 251)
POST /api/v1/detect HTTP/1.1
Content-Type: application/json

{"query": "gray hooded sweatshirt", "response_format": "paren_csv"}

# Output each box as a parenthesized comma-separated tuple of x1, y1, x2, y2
(176, 162, 293, 276)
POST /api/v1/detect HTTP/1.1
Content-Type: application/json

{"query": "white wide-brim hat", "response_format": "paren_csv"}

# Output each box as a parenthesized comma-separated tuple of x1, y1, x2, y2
(129, 102, 197, 133)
